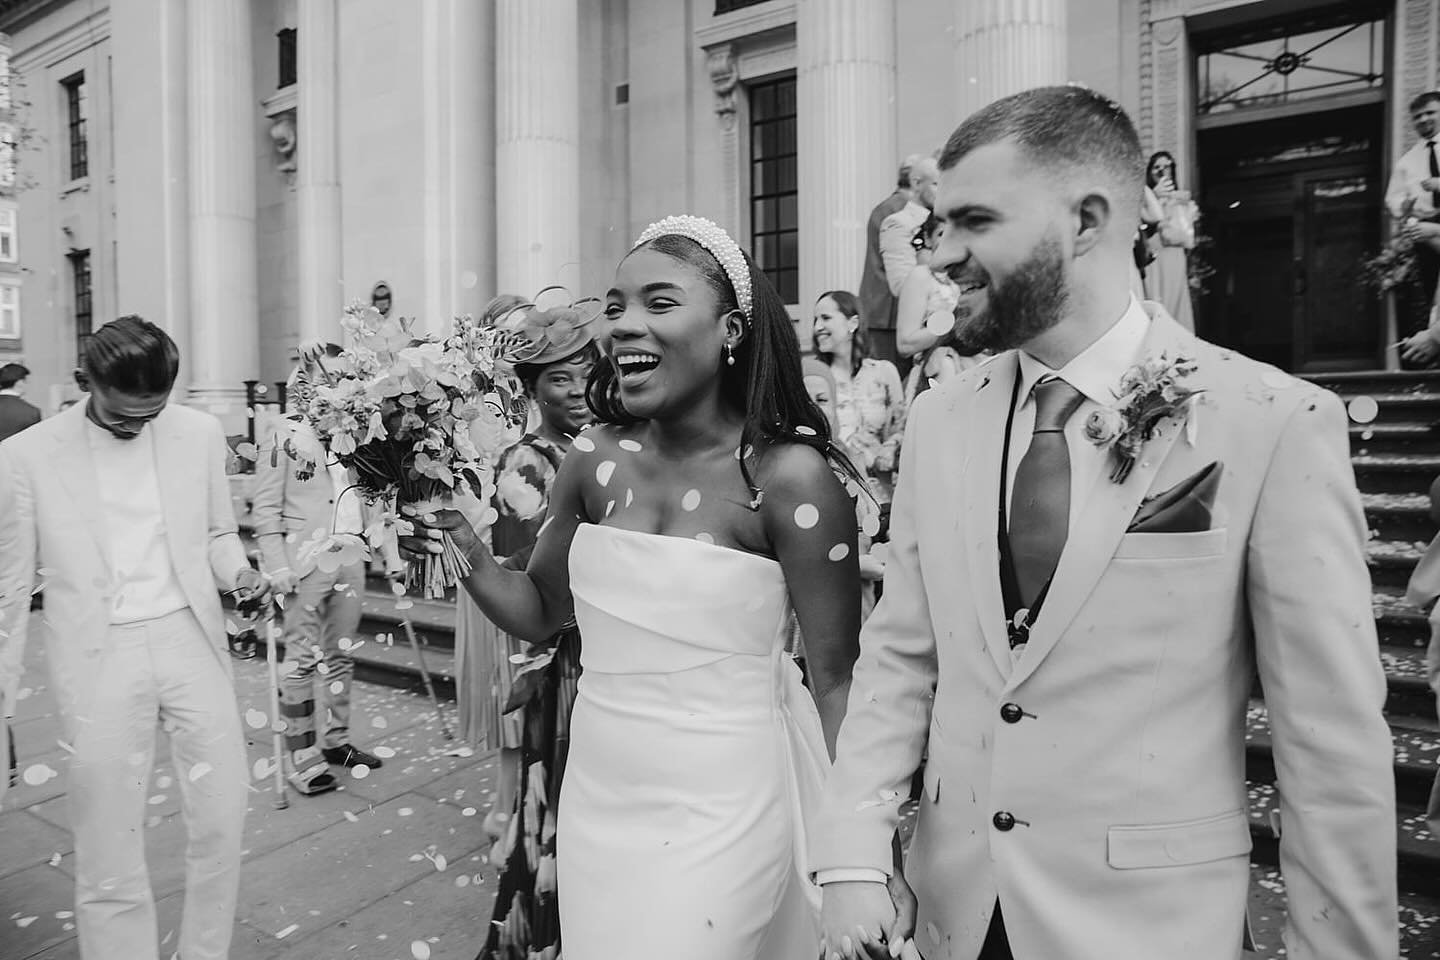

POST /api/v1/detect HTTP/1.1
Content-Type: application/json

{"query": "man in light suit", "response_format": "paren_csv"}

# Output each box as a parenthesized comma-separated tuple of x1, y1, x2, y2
(0, 316, 267, 960)
(815, 87, 1397, 959)
(860, 157, 922, 334)
(251, 347, 384, 796)
(879, 156, 939, 298)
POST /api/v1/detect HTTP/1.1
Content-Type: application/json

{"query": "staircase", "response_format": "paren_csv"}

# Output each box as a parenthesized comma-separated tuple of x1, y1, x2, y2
(1283, 370, 1440, 942)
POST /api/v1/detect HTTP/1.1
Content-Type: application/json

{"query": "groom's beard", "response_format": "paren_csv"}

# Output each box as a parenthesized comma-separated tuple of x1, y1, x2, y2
(953, 232, 1070, 354)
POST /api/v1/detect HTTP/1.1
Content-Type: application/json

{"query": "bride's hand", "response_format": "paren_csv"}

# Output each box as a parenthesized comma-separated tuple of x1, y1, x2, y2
(398, 489, 496, 564)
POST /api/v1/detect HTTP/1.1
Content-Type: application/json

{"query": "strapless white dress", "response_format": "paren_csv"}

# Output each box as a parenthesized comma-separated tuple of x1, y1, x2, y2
(559, 524, 829, 959)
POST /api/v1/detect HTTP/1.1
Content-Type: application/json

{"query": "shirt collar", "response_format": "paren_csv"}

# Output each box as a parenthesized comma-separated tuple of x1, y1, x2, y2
(1016, 296, 1151, 407)
(0, 388, 19, 397)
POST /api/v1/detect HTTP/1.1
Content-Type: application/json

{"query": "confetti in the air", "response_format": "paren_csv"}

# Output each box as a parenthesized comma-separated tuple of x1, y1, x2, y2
(828, 543, 850, 561)
(794, 504, 819, 529)
(681, 489, 702, 511)
(596, 460, 616, 486)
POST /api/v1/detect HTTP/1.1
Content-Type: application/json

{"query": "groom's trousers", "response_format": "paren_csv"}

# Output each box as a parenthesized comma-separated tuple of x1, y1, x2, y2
(69, 609, 248, 960)
(976, 904, 1015, 960)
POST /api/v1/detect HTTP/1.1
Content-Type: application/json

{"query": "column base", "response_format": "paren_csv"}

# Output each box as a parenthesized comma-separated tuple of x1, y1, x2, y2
(186, 383, 252, 435)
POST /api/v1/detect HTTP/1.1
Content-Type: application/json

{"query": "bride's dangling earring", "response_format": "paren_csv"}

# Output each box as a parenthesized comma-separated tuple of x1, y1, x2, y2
(725, 342, 735, 366)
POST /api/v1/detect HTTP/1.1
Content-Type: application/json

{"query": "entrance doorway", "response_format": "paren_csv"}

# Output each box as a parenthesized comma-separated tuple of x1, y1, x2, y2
(1197, 103, 1385, 372)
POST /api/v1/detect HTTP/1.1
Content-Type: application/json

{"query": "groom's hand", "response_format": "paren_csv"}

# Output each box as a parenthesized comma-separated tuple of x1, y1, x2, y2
(820, 881, 900, 960)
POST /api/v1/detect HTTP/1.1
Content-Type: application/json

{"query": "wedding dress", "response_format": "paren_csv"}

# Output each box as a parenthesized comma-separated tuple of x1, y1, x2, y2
(558, 523, 828, 958)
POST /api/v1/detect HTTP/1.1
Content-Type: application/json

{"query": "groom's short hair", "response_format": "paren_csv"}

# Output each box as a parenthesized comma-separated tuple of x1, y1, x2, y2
(83, 315, 179, 394)
(938, 85, 1145, 217)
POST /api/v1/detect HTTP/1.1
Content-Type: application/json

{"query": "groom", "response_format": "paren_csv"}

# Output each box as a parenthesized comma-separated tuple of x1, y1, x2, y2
(0, 316, 265, 960)
(814, 87, 1397, 959)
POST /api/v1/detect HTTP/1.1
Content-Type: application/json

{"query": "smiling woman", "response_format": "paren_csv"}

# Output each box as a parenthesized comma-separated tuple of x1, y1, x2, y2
(401, 214, 887, 960)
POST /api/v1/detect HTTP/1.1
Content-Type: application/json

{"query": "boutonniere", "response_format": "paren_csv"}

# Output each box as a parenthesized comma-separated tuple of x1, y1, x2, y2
(1082, 352, 1201, 484)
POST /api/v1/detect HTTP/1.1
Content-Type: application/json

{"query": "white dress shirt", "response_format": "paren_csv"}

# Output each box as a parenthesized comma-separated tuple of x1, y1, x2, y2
(815, 298, 1151, 889)
(1385, 138, 1440, 220)
(327, 460, 364, 536)
(85, 416, 190, 624)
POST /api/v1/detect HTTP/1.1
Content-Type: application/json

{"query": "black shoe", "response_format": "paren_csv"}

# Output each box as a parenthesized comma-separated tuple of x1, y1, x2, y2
(323, 744, 383, 769)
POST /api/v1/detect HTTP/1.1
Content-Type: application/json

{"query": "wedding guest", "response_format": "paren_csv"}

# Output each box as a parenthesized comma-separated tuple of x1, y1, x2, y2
(0, 362, 40, 443)
(802, 357, 884, 623)
(0, 315, 267, 960)
(1402, 474, 1440, 836)
(816, 85, 1395, 960)
(860, 155, 925, 332)
(812, 290, 905, 504)
(476, 299, 598, 960)
(403, 215, 875, 958)
(1141, 150, 1198, 332)
(895, 214, 982, 405)
(880, 156, 940, 296)
(453, 296, 528, 780)
(1391, 92, 1440, 364)
(252, 345, 385, 796)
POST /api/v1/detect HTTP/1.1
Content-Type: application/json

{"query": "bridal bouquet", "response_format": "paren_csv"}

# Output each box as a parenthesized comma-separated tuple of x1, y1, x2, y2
(290, 303, 525, 597)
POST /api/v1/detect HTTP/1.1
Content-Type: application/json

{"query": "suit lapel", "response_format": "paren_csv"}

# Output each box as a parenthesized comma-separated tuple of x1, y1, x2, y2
(956, 353, 1019, 678)
(1006, 311, 1196, 688)
(51, 406, 110, 574)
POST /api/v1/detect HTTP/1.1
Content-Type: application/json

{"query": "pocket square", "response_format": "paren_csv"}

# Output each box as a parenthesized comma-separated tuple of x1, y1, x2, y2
(1127, 460, 1222, 534)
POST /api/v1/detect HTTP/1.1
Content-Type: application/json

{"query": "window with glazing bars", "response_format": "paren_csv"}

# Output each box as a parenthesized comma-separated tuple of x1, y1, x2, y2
(749, 74, 798, 304)
(61, 72, 87, 181)
(70, 249, 91, 362)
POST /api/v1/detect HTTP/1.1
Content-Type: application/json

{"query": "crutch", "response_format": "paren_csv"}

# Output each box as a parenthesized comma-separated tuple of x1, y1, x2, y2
(262, 598, 289, 809)
(390, 576, 454, 741)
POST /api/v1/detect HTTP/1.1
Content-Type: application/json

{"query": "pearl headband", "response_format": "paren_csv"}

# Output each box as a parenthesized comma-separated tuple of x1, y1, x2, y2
(634, 215, 753, 319)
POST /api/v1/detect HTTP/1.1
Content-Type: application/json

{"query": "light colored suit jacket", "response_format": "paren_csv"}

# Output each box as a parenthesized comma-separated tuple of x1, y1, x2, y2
(0, 404, 248, 735)
(251, 417, 351, 577)
(811, 313, 1397, 959)
(880, 201, 929, 297)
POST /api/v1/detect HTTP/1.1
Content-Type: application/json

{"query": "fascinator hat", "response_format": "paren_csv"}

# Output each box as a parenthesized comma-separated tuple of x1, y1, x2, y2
(496, 286, 602, 367)
(633, 215, 753, 320)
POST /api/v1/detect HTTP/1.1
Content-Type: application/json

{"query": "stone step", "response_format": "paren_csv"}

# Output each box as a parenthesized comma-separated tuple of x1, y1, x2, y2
(1374, 585, 1432, 650)
(1245, 780, 1440, 898)
(1364, 492, 1436, 544)
(1353, 454, 1440, 495)
(1351, 423, 1440, 456)
(1370, 538, 1432, 589)
(1305, 369, 1440, 398)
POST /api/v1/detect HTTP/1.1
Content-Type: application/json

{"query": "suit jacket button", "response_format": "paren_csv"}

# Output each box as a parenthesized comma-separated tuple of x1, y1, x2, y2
(1000, 702, 1024, 724)
(992, 811, 1015, 832)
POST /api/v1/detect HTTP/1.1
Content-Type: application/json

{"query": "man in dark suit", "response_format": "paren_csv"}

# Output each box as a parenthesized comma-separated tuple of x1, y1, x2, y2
(859, 156, 922, 343)
(0, 363, 40, 444)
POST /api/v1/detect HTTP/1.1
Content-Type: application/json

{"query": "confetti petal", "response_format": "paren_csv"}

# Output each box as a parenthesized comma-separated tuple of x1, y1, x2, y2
(188, 762, 213, 782)
(411, 941, 432, 960)
(276, 923, 299, 939)
(793, 504, 820, 529)
(828, 543, 851, 561)
(461, 806, 478, 817)
(695, 532, 715, 545)
(618, 439, 642, 452)
(245, 708, 268, 729)
(596, 460, 616, 486)
(395, 598, 414, 611)
(372, 716, 389, 729)
(572, 434, 596, 453)
(351, 764, 371, 780)
(1346, 395, 1378, 424)
(373, 746, 396, 759)
(681, 489, 702, 511)
(398, 807, 414, 817)
(329, 680, 345, 695)
(795, 425, 817, 436)
(342, 810, 360, 823)
(22, 763, 56, 786)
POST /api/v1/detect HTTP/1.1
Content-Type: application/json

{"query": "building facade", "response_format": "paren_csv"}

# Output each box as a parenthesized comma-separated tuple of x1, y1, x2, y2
(0, 0, 1434, 425)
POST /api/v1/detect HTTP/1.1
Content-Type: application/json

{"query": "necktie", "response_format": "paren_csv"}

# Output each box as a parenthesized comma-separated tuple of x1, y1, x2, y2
(1009, 377, 1086, 610)
(1429, 141, 1439, 210)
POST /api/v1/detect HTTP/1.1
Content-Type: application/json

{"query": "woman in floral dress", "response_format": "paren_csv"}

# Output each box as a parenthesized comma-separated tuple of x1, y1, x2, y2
(810, 290, 906, 504)
(478, 301, 598, 960)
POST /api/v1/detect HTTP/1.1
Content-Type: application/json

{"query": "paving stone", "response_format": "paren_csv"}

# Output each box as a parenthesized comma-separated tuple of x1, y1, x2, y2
(0, 808, 71, 881)
(277, 851, 498, 960)
(0, 862, 81, 959)
(234, 792, 486, 938)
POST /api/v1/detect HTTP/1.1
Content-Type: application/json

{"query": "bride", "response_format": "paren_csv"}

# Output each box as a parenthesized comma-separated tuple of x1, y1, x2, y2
(405, 215, 881, 958)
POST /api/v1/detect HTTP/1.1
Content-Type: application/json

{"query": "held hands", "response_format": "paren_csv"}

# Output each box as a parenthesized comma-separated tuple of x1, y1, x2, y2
(819, 877, 920, 960)
(232, 566, 273, 615)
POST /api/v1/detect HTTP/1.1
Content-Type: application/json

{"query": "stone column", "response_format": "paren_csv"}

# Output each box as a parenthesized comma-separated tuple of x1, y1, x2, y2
(419, 0, 496, 337)
(185, 0, 259, 426)
(953, 0, 1067, 120)
(796, 0, 897, 327)
(296, 0, 342, 343)
(496, 0, 580, 298)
